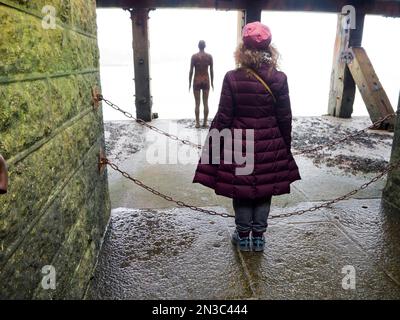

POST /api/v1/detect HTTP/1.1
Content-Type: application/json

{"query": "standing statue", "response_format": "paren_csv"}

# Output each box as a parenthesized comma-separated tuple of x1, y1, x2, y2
(189, 40, 214, 128)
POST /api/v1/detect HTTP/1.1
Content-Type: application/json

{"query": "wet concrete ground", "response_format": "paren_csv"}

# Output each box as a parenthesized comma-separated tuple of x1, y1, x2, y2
(87, 117, 400, 299)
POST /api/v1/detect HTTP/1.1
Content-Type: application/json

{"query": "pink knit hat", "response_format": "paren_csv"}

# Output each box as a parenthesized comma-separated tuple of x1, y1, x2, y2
(242, 21, 272, 50)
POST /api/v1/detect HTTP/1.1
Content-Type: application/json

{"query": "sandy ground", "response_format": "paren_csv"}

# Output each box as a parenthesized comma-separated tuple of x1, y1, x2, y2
(104, 116, 393, 175)
(103, 121, 145, 163)
(291, 116, 393, 174)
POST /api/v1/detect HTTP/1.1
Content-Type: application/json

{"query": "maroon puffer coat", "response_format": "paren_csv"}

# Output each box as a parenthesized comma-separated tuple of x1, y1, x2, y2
(193, 64, 301, 199)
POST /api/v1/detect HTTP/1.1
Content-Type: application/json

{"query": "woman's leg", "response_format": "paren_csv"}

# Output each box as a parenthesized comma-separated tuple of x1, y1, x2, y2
(232, 198, 253, 236)
(251, 197, 272, 251)
(252, 196, 272, 236)
(232, 198, 253, 251)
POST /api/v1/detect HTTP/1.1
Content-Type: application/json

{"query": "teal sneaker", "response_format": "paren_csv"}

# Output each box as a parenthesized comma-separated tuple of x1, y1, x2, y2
(231, 230, 251, 252)
(252, 235, 265, 252)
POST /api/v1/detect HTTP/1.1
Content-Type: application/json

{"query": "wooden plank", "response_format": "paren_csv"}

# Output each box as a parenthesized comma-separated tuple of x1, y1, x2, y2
(327, 11, 364, 118)
(347, 47, 395, 128)
(128, 8, 153, 122)
(96, 0, 400, 17)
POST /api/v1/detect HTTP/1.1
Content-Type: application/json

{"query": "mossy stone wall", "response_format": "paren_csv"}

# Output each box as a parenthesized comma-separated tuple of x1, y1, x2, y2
(384, 95, 400, 210)
(0, 0, 110, 299)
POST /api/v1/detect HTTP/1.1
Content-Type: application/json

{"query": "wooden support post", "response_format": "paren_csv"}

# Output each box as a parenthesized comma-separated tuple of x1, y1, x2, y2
(245, 0, 262, 24)
(383, 92, 400, 209)
(347, 47, 395, 128)
(237, 10, 246, 46)
(328, 8, 365, 118)
(127, 8, 152, 122)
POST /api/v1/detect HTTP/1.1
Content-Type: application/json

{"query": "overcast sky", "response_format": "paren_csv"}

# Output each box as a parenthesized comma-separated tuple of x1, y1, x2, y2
(97, 9, 400, 120)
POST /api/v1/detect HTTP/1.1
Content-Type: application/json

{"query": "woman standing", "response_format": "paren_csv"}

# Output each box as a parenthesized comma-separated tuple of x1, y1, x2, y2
(193, 22, 301, 252)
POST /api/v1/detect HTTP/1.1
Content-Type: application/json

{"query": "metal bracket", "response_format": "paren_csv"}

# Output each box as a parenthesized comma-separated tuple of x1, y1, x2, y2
(341, 50, 354, 64)
(91, 86, 101, 111)
(0, 154, 8, 194)
(98, 148, 107, 175)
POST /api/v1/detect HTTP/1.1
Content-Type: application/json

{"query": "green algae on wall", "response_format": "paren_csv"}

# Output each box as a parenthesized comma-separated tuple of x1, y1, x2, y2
(5, 0, 97, 35)
(0, 139, 110, 299)
(0, 73, 100, 159)
(0, 5, 99, 77)
(0, 0, 110, 299)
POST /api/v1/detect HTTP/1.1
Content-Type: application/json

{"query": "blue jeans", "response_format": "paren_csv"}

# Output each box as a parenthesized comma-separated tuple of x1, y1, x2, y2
(232, 197, 272, 234)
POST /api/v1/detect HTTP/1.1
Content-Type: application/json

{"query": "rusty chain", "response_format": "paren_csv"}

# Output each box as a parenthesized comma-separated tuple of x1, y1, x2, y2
(270, 160, 400, 219)
(101, 158, 234, 218)
(100, 96, 202, 150)
(98, 95, 395, 156)
(101, 157, 400, 220)
(98, 95, 398, 219)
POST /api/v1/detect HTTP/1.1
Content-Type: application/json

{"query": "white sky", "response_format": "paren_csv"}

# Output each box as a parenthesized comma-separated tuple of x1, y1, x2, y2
(96, 8, 400, 120)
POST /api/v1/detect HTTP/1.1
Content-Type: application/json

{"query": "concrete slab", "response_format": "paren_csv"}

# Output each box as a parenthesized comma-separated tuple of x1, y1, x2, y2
(88, 207, 252, 300)
(292, 156, 387, 201)
(241, 217, 400, 299)
(88, 200, 400, 299)
(326, 199, 400, 286)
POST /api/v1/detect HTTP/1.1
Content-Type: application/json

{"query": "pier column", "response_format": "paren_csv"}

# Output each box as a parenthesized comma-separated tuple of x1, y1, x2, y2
(127, 8, 152, 122)
(328, 6, 365, 118)
(383, 93, 400, 209)
(237, 10, 246, 46)
(238, 0, 262, 50)
(244, 0, 262, 23)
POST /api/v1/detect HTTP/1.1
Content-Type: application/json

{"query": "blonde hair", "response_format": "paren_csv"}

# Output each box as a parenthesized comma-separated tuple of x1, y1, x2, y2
(234, 42, 280, 75)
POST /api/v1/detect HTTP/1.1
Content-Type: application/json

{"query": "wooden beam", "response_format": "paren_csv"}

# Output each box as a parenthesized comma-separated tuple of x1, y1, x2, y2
(96, 0, 400, 17)
(347, 47, 395, 129)
(127, 8, 153, 122)
(245, 0, 262, 23)
(327, 9, 365, 118)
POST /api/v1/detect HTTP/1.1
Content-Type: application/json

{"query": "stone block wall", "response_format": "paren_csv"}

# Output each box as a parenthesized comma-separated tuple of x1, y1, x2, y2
(0, 0, 110, 299)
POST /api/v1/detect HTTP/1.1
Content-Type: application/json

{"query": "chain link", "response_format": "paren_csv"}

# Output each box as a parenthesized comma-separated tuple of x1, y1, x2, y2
(103, 158, 235, 218)
(98, 95, 398, 219)
(101, 157, 400, 220)
(99, 94, 395, 156)
(100, 96, 202, 150)
(269, 162, 397, 219)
